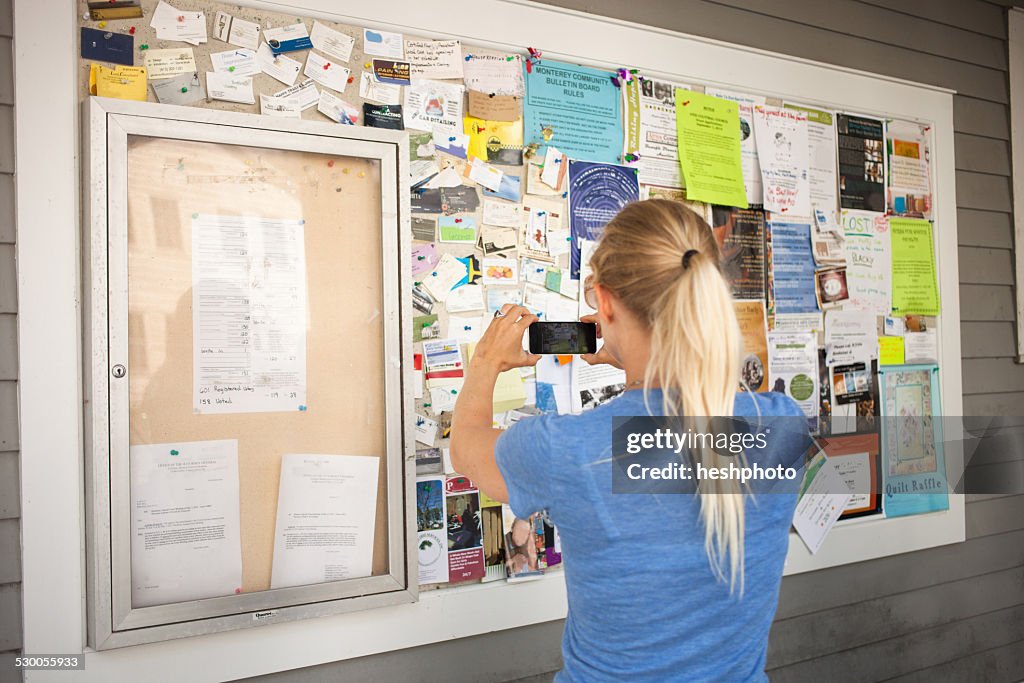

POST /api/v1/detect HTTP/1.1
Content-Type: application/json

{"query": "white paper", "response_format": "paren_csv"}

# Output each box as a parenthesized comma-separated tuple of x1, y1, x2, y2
(631, 78, 689, 188)
(260, 93, 301, 118)
(833, 451, 873, 513)
(304, 51, 351, 92)
(824, 309, 878, 365)
(362, 28, 404, 58)
(540, 146, 567, 189)
(359, 72, 401, 105)
(151, 1, 207, 45)
(317, 89, 359, 124)
(416, 476, 448, 585)
(433, 126, 469, 157)
(274, 78, 319, 110)
(227, 16, 260, 50)
(793, 452, 852, 554)
(705, 88, 765, 205)
(192, 215, 307, 413)
(206, 72, 255, 104)
(270, 454, 380, 588)
(257, 43, 302, 86)
(449, 315, 486, 344)
(785, 103, 839, 214)
(767, 331, 819, 428)
(210, 48, 259, 77)
(415, 414, 439, 445)
(420, 253, 465, 302)
(213, 11, 232, 42)
(462, 53, 524, 97)
(466, 156, 503, 192)
(841, 209, 891, 315)
(571, 355, 627, 413)
(904, 329, 938, 363)
(753, 105, 811, 217)
(310, 21, 355, 63)
(405, 39, 463, 79)
(482, 199, 522, 228)
(773, 312, 823, 333)
(429, 386, 460, 413)
(130, 439, 241, 607)
(404, 79, 464, 131)
(445, 283, 485, 313)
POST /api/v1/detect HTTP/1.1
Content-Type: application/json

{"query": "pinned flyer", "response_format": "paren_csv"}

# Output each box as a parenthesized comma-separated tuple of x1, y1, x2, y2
(464, 156, 504, 193)
(793, 450, 852, 554)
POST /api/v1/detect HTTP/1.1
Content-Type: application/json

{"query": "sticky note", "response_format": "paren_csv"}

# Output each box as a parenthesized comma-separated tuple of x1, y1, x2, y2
(879, 336, 906, 366)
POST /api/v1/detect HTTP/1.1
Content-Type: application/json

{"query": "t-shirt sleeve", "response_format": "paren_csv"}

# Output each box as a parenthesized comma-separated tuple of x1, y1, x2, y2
(494, 413, 563, 519)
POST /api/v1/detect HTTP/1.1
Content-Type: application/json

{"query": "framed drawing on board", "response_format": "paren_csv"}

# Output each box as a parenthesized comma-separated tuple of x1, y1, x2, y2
(82, 97, 415, 649)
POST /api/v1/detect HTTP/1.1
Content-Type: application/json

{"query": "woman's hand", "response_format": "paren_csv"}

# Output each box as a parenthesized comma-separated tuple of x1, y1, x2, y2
(471, 304, 541, 373)
(579, 314, 623, 369)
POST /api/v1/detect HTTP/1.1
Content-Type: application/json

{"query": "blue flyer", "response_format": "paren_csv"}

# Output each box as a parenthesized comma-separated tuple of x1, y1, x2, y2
(567, 161, 640, 278)
(769, 221, 819, 314)
(524, 60, 623, 164)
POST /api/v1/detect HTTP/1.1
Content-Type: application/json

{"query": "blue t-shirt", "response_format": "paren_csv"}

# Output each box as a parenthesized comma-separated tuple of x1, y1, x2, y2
(495, 389, 808, 682)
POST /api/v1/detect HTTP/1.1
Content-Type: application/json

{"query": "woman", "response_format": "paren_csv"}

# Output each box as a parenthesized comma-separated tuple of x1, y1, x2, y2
(451, 199, 808, 681)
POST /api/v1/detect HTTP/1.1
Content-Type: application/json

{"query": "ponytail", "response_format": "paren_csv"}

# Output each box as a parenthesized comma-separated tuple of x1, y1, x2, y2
(589, 200, 746, 592)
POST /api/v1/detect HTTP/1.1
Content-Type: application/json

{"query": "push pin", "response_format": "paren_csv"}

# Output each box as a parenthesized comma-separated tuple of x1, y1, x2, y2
(463, 325, 472, 330)
(464, 54, 473, 61)
(324, 62, 331, 70)
(347, 75, 354, 84)
(103, 31, 113, 39)
(417, 255, 426, 260)
(128, 26, 136, 35)
(181, 86, 188, 93)
(228, 66, 236, 72)
(327, 159, 335, 167)
(140, 44, 149, 50)
(98, 20, 107, 28)
(177, 15, 185, 22)
(364, 62, 371, 69)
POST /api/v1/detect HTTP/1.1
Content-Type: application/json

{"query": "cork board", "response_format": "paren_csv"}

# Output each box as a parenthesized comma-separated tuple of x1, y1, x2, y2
(125, 135, 389, 593)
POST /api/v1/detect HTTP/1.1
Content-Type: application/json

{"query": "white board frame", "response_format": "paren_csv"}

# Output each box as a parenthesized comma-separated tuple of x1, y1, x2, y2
(16, 0, 963, 679)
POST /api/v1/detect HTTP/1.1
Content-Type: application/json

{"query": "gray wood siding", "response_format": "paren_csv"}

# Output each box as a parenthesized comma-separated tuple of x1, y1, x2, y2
(0, 0, 18, 680)
(253, 1, 1023, 681)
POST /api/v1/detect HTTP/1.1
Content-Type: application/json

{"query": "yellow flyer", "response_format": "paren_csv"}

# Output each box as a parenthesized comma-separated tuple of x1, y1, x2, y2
(464, 115, 524, 166)
(674, 89, 748, 208)
(90, 64, 148, 102)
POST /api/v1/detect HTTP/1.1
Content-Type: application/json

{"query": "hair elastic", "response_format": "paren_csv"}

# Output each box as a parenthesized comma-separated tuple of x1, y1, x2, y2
(682, 249, 699, 270)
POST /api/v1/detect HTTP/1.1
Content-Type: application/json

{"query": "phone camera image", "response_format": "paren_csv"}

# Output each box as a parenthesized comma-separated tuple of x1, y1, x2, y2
(529, 322, 597, 355)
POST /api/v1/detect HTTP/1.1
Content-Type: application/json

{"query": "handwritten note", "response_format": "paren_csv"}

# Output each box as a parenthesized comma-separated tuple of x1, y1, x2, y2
(753, 105, 811, 216)
(405, 39, 463, 79)
(144, 48, 197, 80)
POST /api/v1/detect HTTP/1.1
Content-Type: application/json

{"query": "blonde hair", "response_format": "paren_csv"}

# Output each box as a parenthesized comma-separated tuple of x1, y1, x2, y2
(589, 199, 746, 591)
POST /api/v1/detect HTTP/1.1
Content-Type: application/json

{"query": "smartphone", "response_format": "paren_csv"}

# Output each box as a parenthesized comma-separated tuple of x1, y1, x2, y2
(528, 322, 598, 355)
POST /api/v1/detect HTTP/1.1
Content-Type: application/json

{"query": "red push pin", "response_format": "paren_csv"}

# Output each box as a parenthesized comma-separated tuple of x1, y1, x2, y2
(323, 62, 331, 70)
(327, 160, 335, 167)
(347, 75, 354, 84)
(128, 26, 136, 35)
(177, 15, 184, 22)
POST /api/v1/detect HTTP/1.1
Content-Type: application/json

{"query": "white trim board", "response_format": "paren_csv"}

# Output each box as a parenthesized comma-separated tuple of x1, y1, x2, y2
(1010, 9, 1024, 363)
(15, 0, 963, 680)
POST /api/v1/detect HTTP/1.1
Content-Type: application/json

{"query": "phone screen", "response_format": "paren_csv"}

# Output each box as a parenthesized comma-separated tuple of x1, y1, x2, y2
(528, 322, 597, 355)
